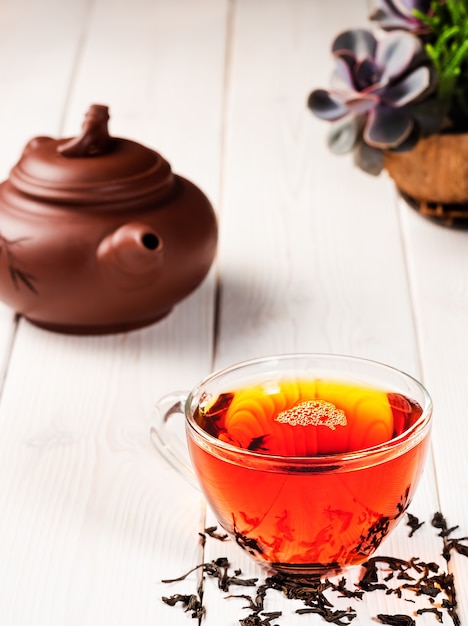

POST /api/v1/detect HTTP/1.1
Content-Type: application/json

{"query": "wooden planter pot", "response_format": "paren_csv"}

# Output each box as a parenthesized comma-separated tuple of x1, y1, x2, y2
(384, 133, 468, 227)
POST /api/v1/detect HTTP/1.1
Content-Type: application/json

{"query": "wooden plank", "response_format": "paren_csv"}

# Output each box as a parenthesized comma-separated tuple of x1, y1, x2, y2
(0, 0, 465, 624)
(0, 0, 228, 624)
(400, 200, 468, 619)
(198, 0, 450, 623)
(0, 305, 17, 388)
(215, 0, 420, 373)
(0, 0, 94, 383)
(0, 0, 94, 177)
(0, 322, 208, 625)
(61, 0, 226, 200)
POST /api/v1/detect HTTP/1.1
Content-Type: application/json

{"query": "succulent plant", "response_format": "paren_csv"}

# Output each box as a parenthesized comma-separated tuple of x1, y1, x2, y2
(369, 0, 433, 33)
(307, 1, 468, 175)
(308, 28, 437, 174)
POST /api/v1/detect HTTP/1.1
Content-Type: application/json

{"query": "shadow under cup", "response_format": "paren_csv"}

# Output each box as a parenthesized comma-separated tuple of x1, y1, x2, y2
(170, 355, 432, 578)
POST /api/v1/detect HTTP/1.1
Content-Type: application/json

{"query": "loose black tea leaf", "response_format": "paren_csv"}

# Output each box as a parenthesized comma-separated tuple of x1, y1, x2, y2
(227, 582, 268, 613)
(360, 582, 389, 592)
(450, 538, 468, 557)
(162, 511, 468, 625)
(401, 582, 441, 598)
(296, 606, 357, 624)
(359, 556, 409, 592)
(421, 561, 440, 574)
(431, 511, 447, 532)
(359, 559, 378, 584)
(204, 526, 229, 541)
(406, 513, 424, 537)
(430, 512, 468, 566)
(162, 593, 205, 619)
(226, 593, 258, 610)
(396, 572, 414, 581)
(377, 614, 415, 626)
(262, 574, 358, 625)
(443, 537, 468, 561)
(240, 612, 281, 626)
(330, 577, 364, 599)
(162, 564, 205, 584)
(360, 556, 409, 583)
(431, 512, 459, 537)
(162, 558, 257, 591)
(416, 607, 444, 622)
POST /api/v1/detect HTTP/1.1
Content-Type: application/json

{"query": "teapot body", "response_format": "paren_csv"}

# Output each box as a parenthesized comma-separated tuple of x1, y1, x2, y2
(0, 106, 217, 334)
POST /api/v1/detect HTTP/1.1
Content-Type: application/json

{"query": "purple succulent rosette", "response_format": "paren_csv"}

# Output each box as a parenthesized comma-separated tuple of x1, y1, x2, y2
(307, 28, 436, 174)
(369, 0, 432, 32)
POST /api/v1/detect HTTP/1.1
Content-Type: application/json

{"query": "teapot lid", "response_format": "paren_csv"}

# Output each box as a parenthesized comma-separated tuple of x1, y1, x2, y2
(8, 104, 175, 208)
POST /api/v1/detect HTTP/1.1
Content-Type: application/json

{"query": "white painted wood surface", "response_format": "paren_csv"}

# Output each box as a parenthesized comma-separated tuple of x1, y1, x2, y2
(0, 1, 466, 624)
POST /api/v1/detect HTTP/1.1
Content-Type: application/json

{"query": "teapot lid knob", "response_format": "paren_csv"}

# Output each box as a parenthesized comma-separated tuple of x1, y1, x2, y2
(58, 104, 111, 157)
(6, 103, 177, 208)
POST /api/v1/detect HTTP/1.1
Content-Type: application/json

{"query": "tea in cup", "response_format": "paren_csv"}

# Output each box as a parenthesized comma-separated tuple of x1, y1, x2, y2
(151, 354, 432, 577)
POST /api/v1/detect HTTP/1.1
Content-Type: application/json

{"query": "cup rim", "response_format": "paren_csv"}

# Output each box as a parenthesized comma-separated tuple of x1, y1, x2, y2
(185, 353, 433, 467)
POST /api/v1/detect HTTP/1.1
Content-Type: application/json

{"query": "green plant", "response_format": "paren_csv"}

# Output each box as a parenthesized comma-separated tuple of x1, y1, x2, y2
(415, 0, 468, 126)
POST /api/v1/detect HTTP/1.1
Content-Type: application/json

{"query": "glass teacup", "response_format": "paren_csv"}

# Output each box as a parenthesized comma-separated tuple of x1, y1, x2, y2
(151, 354, 432, 578)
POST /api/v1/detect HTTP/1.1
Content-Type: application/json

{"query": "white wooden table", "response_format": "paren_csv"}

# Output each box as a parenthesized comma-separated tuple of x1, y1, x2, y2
(0, 1, 467, 624)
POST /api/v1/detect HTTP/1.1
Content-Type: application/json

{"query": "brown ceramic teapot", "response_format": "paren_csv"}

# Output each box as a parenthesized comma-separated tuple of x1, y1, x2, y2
(0, 104, 218, 334)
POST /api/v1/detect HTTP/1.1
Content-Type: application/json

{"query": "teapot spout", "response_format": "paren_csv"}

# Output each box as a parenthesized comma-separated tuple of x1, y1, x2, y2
(97, 222, 164, 287)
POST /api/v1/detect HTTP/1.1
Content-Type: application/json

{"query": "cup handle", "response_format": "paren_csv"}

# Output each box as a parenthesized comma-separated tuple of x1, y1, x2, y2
(150, 392, 200, 490)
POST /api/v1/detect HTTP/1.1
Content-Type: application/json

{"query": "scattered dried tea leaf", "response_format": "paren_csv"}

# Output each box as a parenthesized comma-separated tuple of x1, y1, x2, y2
(275, 400, 346, 430)
(162, 512, 467, 625)
(416, 607, 444, 622)
(296, 606, 357, 624)
(446, 538, 468, 558)
(431, 511, 468, 563)
(432, 512, 459, 537)
(162, 557, 257, 593)
(239, 612, 281, 626)
(331, 576, 364, 599)
(204, 526, 229, 541)
(162, 593, 205, 619)
(377, 614, 415, 626)
(406, 513, 424, 537)
(265, 574, 357, 625)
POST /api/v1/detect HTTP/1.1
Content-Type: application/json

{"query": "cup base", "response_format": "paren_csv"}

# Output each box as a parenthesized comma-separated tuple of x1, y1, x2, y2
(268, 561, 342, 579)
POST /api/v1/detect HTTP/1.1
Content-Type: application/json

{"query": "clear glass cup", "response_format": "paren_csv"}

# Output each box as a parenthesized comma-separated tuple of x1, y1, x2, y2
(150, 354, 432, 578)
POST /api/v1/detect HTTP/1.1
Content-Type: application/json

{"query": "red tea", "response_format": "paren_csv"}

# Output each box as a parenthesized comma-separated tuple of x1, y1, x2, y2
(188, 378, 429, 575)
